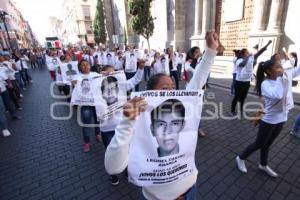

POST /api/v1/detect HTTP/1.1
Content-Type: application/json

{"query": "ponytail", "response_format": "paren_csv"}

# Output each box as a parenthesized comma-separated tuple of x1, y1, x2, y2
(255, 60, 275, 96)
(255, 62, 265, 96)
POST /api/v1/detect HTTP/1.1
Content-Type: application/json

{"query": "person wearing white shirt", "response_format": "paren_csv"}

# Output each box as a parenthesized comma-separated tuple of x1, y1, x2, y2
(176, 53, 185, 80)
(46, 50, 60, 81)
(114, 51, 124, 71)
(0, 60, 19, 120)
(143, 49, 152, 81)
(0, 55, 21, 110)
(230, 50, 240, 96)
(72, 60, 101, 153)
(104, 31, 218, 200)
(167, 48, 179, 90)
(236, 59, 300, 178)
(184, 47, 202, 83)
(231, 41, 272, 116)
(99, 63, 144, 186)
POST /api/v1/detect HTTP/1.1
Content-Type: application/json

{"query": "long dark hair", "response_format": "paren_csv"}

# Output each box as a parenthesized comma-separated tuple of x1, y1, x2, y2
(147, 73, 168, 90)
(255, 60, 275, 96)
(186, 47, 200, 69)
(290, 52, 298, 67)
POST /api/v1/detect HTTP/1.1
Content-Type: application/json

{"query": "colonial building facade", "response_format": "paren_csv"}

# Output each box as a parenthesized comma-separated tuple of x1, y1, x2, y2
(105, 0, 299, 61)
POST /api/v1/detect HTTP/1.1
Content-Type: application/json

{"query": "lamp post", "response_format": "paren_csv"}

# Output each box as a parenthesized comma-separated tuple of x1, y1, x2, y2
(0, 9, 12, 50)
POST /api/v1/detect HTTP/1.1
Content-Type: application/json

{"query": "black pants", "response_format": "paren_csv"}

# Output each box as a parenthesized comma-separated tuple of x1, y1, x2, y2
(231, 81, 250, 113)
(240, 121, 284, 166)
(101, 130, 115, 149)
(170, 70, 179, 90)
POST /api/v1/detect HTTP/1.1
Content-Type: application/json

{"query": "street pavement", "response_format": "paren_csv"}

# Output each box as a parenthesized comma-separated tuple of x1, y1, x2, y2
(1, 68, 300, 200)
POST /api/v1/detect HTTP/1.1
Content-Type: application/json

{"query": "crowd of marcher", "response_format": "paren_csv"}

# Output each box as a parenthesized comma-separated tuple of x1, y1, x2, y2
(3, 30, 300, 200)
(0, 47, 45, 137)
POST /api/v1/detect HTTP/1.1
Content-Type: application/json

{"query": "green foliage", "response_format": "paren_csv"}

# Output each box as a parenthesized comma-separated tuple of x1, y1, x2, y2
(94, 0, 107, 44)
(128, 0, 154, 49)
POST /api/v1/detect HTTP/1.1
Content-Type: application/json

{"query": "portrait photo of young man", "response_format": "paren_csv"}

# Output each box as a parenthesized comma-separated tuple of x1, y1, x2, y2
(150, 99, 186, 157)
(81, 78, 91, 95)
(101, 76, 119, 106)
(66, 63, 77, 76)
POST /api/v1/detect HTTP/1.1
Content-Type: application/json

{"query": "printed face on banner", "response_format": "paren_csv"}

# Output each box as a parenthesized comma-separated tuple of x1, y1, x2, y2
(101, 76, 119, 106)
(128, 90, 203, 187)
(71, 76, 95, 106)
(125, 52, 137, 72)
(52, 58, 58, 65)
(93, 71, 127, 125)
(150, 99, 185, 157)
(106, 53, 115, 66)
(60, 61, 79, 84)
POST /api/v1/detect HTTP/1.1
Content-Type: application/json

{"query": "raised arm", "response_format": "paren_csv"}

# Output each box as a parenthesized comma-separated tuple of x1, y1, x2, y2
(254, 40, 272, 60)
(186, 31, 218, 90)
(105, 97, 146, 175)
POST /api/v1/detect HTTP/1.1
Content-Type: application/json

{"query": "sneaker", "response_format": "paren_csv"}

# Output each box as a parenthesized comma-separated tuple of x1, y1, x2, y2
(20, 94, 24, 98)
(2, 129, 11, 137)
(111, 175, 119, 186)
(290, 131, 300, 139)
(23, 88, 27, 91)
(30, 80, 34, 83)
(236, 156, 247, 173)
(258, 164, 278, 178)
(96, 134, 102, 142)
(17, 107, 23, 110)
(83, 143, 91, 153)
(230, 112, 238, 118)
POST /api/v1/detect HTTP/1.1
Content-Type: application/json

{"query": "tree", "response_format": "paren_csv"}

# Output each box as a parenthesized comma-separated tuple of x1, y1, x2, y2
(128, 0, 154, 50)
(94, 0, 107, 44)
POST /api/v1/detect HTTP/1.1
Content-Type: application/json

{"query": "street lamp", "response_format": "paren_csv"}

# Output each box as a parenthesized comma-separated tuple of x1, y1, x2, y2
(0, 9, 12, 50)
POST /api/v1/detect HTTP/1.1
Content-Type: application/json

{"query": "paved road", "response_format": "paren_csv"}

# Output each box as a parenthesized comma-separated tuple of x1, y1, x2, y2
(1, 68, 300, 200)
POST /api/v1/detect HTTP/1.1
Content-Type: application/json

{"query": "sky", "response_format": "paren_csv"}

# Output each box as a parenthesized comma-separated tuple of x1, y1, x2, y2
(14, 0, 63, 44)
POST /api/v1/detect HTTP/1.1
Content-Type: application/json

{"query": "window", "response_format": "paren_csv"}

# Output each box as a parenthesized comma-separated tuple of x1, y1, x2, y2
(82, 5, 91, 20)
(85, 22, 93, 34)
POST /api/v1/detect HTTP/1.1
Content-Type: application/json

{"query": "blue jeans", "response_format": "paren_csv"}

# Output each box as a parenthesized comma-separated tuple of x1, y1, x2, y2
(37, 57, 43, 68)
(15, 72, 24, 89)
(140, 184, 197, 200)
(80, 106, 100, 144)
(231, 73, 236, 95)
(1, 90, 17, 118)
(0, 100, 7, 131)
(293, 114, 300, 134)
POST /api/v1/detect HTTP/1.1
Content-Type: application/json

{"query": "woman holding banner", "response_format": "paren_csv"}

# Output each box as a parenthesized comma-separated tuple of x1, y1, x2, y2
(104, 31, 219, 200)
(71, 60, 101, 153)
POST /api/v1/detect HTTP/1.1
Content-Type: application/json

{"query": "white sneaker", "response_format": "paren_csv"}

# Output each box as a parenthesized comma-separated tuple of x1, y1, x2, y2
(2, 129, 11, 137)
(258, 164, 278, 178)
(236, 156, 247, 173)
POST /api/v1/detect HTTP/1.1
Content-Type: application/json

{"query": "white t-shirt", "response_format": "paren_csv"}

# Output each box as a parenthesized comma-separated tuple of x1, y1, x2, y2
(143, 53, 152, 66)
(2, 61, 16, 80)
(114, 57, 124, 70)
(0, 67, 8, 93)
(232, 57, 238, 74)
(235, 56, 254, 82)
(262, 66, 300, 124)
